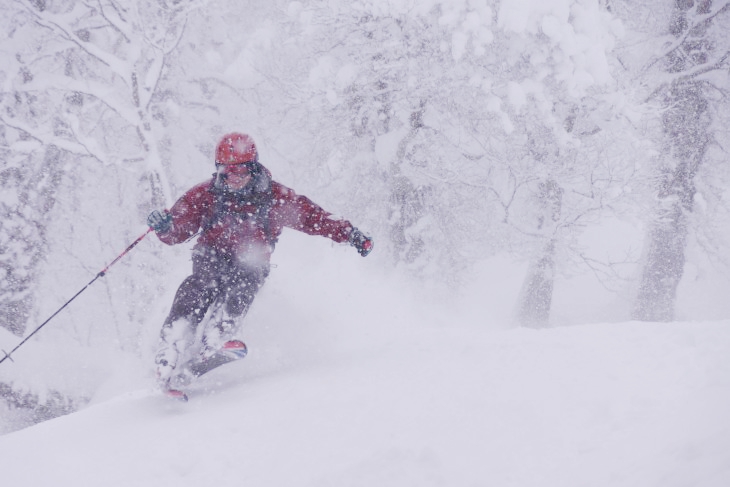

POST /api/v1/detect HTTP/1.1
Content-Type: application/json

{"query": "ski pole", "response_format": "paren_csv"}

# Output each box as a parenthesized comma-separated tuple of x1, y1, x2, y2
(0, 228, 153, 365)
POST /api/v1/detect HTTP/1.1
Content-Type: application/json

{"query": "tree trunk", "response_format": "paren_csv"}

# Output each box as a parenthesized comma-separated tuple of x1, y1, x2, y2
(632, 197, 688, 321)
(517, 239, 557, 328)
(632, 80, 708, 321)
(0, 145, 64, 335)
(632, 0, 714, 321)
(389, 102, 428, 265)
(516, 179, 563, 328)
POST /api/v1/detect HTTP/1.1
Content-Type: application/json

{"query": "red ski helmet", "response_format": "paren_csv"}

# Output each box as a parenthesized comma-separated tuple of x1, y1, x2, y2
(215, 133, 258, 165)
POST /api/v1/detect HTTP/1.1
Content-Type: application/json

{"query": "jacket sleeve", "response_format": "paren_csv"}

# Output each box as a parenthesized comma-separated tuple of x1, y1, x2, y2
(271, 182, 353, 243)
(156, 183, 210, 245)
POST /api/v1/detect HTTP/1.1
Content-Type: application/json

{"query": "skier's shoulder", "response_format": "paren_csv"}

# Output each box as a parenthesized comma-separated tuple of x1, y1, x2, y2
(269, 180, 296, 201)
(181, 179, 216, 204)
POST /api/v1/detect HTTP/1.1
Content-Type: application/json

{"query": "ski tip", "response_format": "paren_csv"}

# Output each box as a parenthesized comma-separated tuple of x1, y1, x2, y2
(222, 340, 248, 359)
(222, 339, 246, 350)
(164, 388, 189, 402)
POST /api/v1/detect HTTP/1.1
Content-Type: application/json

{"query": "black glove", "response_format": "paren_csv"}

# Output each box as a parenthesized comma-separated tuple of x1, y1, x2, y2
(348, 227, 373, 257)
(147, 209, 172, 233)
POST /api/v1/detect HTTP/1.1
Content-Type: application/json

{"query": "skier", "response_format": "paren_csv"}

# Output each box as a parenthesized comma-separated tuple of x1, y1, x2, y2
(147, 132, 373, 396)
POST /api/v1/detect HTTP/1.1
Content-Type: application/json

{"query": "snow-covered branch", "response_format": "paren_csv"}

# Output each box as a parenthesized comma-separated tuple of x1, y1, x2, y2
(0, 112, 102, 161)
(19, 76, 139, 126)
(642, 1, 730, 73)
(95, 0, 133, 43)
(18, 0, 132, 82)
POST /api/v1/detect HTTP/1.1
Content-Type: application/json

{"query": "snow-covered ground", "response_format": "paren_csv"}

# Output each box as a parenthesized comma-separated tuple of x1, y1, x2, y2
(1, 233, 729, 486)
(1, 319, 729, 486)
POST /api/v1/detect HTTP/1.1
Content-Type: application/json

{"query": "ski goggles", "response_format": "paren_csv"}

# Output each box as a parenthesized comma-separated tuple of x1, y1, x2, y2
(215, 162, 255, 178)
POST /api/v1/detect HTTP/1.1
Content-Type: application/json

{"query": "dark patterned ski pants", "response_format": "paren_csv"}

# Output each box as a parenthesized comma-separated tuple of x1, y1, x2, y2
(155, 246, 268, 382)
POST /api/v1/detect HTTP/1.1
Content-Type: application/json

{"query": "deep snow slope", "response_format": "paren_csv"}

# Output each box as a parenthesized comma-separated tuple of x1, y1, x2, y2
(0, 319, 729, 487)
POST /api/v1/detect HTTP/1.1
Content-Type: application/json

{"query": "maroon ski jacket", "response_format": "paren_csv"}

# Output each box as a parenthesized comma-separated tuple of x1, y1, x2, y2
(157, 174, 353, 264)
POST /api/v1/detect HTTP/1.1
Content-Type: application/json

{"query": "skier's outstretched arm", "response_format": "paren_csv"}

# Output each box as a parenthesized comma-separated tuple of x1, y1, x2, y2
(271, 182, 373, 256)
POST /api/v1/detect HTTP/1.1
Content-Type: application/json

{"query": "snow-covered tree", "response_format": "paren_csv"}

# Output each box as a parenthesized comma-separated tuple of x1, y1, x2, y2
(628, 0, 730, 321)
(0, 0, 206, 337)
(488, 0, 632, 326)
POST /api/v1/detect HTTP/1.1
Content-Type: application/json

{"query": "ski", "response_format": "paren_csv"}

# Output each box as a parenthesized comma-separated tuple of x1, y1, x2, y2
(189, 339, 248, 378)
(161, 340, 248, 401)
